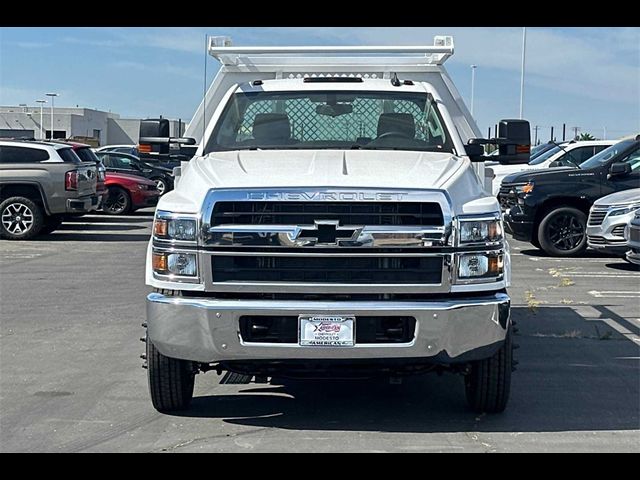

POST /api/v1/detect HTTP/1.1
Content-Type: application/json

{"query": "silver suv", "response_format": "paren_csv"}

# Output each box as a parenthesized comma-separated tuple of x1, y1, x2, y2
(0, 140, 99, 239)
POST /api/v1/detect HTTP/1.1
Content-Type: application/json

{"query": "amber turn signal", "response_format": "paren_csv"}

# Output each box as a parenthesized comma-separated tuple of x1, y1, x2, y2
(154, 218, 167, 237)
(152, 252, 167, 273)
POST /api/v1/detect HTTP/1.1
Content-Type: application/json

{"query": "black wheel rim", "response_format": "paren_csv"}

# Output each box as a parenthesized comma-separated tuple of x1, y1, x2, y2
(547, 213, 585, 251)
(104, 191, 127, 214)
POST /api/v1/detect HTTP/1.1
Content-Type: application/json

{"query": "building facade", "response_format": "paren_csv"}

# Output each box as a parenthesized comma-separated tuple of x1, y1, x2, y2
(0, 106, 186, 146)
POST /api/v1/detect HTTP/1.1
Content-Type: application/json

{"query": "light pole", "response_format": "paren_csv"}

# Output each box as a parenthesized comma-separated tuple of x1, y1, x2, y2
(35, 100, 47, 140)
(470, 64, 477, 117)
(45, 93, 58, 139)
(519, 27, 527, 119)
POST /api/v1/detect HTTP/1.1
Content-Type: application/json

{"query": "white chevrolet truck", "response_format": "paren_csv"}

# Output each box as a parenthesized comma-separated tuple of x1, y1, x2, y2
(141, 37, 531, 414)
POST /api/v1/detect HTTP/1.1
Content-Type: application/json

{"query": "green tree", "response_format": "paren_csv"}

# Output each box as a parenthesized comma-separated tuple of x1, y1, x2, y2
(576, 132, 595, 141)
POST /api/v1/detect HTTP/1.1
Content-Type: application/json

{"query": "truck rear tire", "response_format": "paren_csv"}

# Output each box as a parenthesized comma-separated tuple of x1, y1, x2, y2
(147, 335, 195, 412)
(465, 327, 513, 413)
(537, 207, 587, 257)
(0, 196, 44, 240)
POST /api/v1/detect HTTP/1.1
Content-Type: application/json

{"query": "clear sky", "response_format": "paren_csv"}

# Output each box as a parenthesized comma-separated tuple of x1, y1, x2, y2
(1, 27, 638, 141)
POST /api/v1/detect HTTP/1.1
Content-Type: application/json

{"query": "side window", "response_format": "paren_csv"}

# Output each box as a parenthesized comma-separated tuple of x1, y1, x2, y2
(620, 147, 640, 172)
(114, 156, 133, 169)
(559, 147, 593, 166)
(593, 145, 608, 155)
(0, 146, 50, 163)
(101, 155, 113, 168)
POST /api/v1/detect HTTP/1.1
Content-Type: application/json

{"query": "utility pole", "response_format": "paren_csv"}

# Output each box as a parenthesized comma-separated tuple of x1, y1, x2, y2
(470, 64, 477, 117)
(45, 92, 59, 139)
(572, 126, 580, 140)
(562, 124, 566, 141)
(35, 100, 47, 140)
(602, 126, 606, 140)
(550, 126, 554, 142)
(519, 27, 527, 119)
(533, 125, 539, 145)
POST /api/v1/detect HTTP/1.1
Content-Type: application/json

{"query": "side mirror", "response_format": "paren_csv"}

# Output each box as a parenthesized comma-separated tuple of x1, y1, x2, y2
(495, 119, 531, 165)
(609, 162, 631, 176)
(138, 118, 196, 156)
(467, 119, 531, 165)
(465, 143, 486, 162)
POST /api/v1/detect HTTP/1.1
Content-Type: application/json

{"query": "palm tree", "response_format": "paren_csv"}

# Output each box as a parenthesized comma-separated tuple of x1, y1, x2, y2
(576, 132, 596, 141)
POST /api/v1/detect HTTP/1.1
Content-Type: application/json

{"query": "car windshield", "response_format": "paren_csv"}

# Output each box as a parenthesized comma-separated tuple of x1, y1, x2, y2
(529, 143, 555, 160)
(528, 145, 562, 165)
(580, 140, 635, 170)
(207, 90, 454, 153)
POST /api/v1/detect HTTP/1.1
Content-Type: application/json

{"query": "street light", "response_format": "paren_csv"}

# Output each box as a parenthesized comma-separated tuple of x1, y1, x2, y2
(45, 93, 59, 139)
(35, 100, 47, 140)
(470, 65, 477, 117)
(519, 27, 527, 119)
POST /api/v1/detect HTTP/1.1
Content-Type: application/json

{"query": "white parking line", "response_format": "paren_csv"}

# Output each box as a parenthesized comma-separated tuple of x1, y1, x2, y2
(588, 290, 640, 298)
(571, 305, 640, 343)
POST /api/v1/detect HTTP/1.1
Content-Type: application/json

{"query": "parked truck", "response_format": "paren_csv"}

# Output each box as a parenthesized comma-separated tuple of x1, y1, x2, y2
(0, 140, 99, 239)
(142, 36, 531, 414)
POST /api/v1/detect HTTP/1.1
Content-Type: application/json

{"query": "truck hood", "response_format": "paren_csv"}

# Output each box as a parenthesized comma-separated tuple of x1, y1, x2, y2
(502, 166, 578, 184)
(195, 150, 462, 188)
(167, 150, 495, 215)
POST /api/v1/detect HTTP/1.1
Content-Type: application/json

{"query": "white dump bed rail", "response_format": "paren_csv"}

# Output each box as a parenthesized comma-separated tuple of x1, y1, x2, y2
(185, 35, 480, 147)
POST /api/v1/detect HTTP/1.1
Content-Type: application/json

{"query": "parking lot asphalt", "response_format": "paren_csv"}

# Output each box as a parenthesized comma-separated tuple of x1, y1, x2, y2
(1, 210, 638, 452)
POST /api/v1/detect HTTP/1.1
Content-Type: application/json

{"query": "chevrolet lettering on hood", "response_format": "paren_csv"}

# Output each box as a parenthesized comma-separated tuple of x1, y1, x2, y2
(246, 191, 407, 201)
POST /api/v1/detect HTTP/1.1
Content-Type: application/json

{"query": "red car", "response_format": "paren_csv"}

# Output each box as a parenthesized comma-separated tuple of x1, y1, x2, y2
(102, 172, 160, 215)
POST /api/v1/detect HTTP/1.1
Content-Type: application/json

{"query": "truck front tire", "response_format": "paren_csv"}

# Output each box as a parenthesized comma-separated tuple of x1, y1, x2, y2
(465, 327, 513, 413)
(147, 335, 195, 412)
(537, 207, 587, 257)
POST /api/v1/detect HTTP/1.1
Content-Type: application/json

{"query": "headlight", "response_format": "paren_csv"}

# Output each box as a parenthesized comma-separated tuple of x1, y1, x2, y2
(457, 253, 503, 280)
(514, 182, 534, 194)
(608, 204, 640, 217)
(154, 213, 197, 242)
(152, 251, 197, 277)
(459, 218, 503, 245)
(137, 183, 152, 190)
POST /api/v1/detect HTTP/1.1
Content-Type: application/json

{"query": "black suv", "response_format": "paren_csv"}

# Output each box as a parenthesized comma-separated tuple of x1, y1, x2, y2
(500, 137, 640, 256)
(96, 151, 174, 196)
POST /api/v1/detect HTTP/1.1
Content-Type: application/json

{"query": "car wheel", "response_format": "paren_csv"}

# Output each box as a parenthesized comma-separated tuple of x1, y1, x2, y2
(538, 207, 587, 257)
(152, 177, 170, 196)
(40, 214, 64, 235)
(147, 334, 196, 412)
(465, 327, 513, 413)
(0, 196, 44, 240)
(102, 187, 131, 215)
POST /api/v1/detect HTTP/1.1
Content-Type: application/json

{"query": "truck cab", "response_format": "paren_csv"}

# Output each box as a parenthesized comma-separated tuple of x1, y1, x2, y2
(142, 37, 530, 414)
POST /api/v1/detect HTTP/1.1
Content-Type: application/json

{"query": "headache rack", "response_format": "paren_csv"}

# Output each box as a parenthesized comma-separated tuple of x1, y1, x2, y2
(184, 35, 481, 146)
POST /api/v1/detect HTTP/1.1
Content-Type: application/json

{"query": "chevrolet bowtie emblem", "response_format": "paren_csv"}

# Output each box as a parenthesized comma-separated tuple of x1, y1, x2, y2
(296, 220, 359, 245)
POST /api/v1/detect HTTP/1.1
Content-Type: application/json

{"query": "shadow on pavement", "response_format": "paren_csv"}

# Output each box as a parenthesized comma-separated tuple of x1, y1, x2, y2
(605, 262, 640, 272)
(172, 306, 639, 434)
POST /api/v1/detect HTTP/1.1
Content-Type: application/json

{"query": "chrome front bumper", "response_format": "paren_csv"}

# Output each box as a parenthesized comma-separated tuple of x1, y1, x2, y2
(146, 292, 510, 364)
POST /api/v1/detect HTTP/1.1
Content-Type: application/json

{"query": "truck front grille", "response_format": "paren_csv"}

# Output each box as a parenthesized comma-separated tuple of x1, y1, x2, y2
(239, 315, 416, 344)
(211, 201, 444, 227)
(498, 183, 523, 211)
(211, 254, 443, 284)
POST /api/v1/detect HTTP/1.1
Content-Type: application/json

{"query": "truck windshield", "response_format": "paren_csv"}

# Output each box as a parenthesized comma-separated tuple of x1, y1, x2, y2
(207, 90, 454, 153)
(580, 140, 635, 170)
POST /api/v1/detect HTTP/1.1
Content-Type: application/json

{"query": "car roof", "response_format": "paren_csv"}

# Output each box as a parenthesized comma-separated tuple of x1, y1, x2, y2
(0, 139, 71, 150)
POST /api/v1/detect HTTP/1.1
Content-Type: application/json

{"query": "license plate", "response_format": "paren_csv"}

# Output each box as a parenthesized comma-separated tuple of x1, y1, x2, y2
(299, 315, 355, 347)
